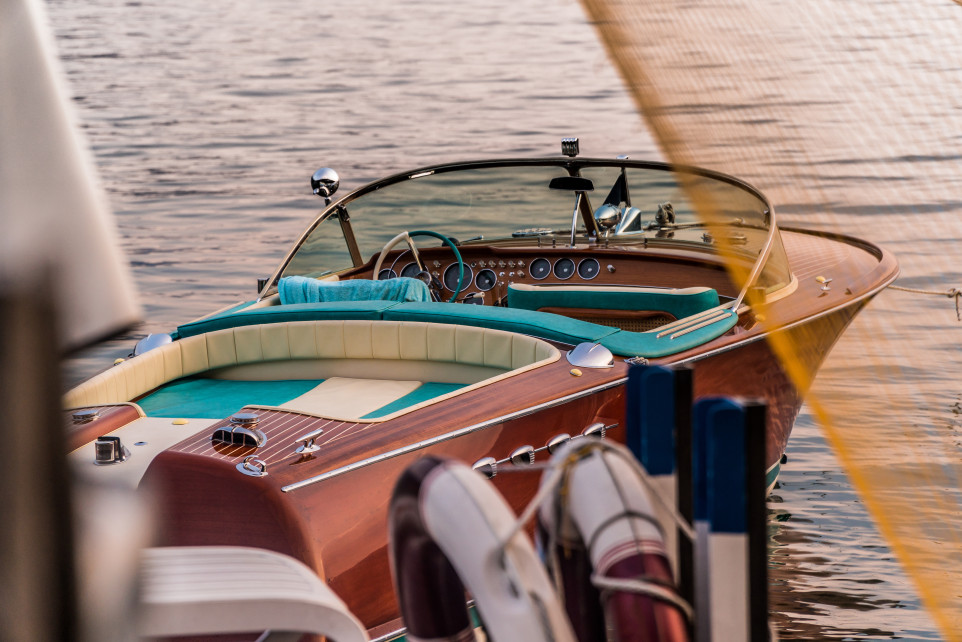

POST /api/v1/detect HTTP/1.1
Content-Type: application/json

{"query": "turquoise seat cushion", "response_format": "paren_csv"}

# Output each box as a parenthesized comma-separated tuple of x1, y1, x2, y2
(507, 284, 720, 319)
(361, 382, 465, 419)
(598, 310, 738, 358)
(175, 301, 399, 338)
(279, 275, 431, 305)
(137, 377, 325, 419)
(383, 302, 620, 345)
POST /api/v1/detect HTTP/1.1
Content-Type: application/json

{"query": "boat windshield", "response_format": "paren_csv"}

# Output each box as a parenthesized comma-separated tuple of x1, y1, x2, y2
(279, 160, 791, 295)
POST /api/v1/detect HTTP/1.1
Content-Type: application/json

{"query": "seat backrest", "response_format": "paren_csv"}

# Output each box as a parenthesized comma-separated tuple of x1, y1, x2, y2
(507, 283, 720, 320)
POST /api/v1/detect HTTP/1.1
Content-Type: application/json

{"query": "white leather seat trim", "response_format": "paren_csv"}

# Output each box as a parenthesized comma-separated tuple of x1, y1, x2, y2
(279, 377, 422, 419)
(64, 320, 561, 412)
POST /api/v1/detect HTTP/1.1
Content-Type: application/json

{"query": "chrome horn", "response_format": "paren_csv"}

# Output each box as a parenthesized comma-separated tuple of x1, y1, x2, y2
(593, 203, 623, 237)
(311, 167, 340, 206)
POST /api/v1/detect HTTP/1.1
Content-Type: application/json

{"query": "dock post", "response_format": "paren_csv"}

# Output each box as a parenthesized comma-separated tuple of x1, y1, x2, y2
(693, 397, 770, 642)
(743, 400, 769, 642)
(627, 364, 685, 584)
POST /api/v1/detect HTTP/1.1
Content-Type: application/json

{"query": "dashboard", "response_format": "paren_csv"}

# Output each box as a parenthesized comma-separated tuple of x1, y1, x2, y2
(376, 250, 611, 302)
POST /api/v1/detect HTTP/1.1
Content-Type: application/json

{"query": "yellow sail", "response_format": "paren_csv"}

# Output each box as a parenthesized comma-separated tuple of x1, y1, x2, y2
(579, 0, 962, 637)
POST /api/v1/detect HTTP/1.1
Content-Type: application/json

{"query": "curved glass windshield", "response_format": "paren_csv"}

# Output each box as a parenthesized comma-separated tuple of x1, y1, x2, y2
(278, 160, 791, 295)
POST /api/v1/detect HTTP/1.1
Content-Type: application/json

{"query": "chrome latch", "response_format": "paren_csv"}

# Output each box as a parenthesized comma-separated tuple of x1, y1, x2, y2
(472, 457, 498, 479)
(295, 428, 325, 454)
(546, 433, 571, 454)
(94, 435, 129, 465)
(237, 456, 267, 477)
(509, 445, 536, 465)
(582, 422, 615, 439)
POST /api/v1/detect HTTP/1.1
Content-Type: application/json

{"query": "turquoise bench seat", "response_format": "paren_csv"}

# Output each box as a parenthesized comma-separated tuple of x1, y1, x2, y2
(174, 300, 737, 358)
(507, 283, 720, 319)
(175, 301, 398, 339)
(384, 302, 737, 358)
(381, 302, 620, 346)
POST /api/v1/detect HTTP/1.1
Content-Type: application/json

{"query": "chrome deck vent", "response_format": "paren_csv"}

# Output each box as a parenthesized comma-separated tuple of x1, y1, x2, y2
(566, 342, 614, 369)
(72, 408, 100, 424)
(212, 413, 266, 448)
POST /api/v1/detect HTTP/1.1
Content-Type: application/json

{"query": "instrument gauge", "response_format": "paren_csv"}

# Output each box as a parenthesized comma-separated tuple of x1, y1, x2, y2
(529, 258, 551, 280)
(399, 262, 421, 279)
(443, 263, 473, 292)
(475, 269, 497, 292)
(577, 258, 601, 280)
(378, 268, 397, 280)
(553, 258, 575, 280)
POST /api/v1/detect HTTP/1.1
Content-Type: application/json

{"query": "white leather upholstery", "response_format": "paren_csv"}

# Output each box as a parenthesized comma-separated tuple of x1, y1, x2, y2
(279, 377, 422, 418)
(139, 546, 368, 640)
(64, 320, 560, 409)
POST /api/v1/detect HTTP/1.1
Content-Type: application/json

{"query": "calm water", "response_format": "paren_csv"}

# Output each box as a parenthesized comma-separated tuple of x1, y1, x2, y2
(50, 0, 961, 638)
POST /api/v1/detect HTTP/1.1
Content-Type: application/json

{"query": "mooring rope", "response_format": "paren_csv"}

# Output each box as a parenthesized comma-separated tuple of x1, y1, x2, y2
(888, 283, 961, 321)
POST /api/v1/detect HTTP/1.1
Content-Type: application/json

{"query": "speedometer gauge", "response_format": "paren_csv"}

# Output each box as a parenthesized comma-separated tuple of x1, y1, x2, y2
(529, 258, 551, 280)
(443, 263, 472, 292)
(400, 262, 421, 278)
(475, 269, 497, 291)
(553, 258, 575, 280)
(577, 258, 600, 280)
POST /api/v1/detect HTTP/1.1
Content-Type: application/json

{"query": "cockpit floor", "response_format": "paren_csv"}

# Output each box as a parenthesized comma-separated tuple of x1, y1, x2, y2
(137, 376, 465, 421)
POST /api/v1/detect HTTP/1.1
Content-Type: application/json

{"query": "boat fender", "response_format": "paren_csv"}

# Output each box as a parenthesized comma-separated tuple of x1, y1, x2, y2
(537, 441, 689, 642)
(388, 456, 576, 642)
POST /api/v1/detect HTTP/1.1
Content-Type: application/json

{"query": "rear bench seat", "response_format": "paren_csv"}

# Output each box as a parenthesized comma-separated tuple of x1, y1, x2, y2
(64, 319, 560, 422)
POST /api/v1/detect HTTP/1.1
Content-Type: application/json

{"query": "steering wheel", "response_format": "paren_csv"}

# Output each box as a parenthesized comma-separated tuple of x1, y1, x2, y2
(372, 230, 465, 303)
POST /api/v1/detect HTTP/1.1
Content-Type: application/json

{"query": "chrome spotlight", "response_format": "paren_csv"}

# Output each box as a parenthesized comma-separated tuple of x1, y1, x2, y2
(311, 168, 340, 205)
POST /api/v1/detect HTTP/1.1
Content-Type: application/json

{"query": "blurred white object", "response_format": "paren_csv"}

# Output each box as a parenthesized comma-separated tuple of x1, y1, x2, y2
(0, 0, 140, 351)
(138, 546, 369, 641)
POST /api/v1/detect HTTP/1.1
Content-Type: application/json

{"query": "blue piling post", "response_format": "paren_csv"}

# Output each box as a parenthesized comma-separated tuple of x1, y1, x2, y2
(626, 364, 676, 474)
(692, 397, 719, 642)
(628, 363, 697, 632)
(743, 401, 769, 642)
(693, 396, 769, 642)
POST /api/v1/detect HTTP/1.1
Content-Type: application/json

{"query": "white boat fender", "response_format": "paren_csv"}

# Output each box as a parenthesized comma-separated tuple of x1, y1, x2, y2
(537, 440, 690, 642)
(388, 455, 576, 642)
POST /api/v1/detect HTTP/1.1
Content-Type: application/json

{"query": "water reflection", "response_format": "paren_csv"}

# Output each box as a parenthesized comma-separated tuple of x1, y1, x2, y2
(50, 0, 958, 637)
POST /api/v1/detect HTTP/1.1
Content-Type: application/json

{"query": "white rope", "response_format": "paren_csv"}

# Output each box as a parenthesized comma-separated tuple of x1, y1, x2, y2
(888, 283, 961, 321)
(591, 574, 695, 622)
(496, 440, 695, 551)
(497, 464, 567, 549)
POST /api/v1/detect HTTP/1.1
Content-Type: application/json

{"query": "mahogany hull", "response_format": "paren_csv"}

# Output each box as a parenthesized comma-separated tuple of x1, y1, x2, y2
(142, 300, 864, 630)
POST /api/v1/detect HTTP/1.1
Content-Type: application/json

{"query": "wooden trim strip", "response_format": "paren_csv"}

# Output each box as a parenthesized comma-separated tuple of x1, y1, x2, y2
(280, 377, 629, 493)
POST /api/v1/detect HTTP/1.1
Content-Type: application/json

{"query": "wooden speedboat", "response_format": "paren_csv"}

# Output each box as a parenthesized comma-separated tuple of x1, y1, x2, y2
(64, 143, 897, 633)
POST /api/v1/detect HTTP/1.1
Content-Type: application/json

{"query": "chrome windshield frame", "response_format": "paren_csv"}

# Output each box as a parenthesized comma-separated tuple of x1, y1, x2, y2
(258, 157, 780, 305)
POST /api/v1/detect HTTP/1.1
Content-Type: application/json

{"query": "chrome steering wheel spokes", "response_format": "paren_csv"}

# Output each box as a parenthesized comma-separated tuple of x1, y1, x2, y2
(372, 230, 465, 303)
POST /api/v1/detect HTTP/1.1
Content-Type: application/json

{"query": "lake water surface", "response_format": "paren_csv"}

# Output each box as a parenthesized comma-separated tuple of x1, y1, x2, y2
(51, 0, 961, 638)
